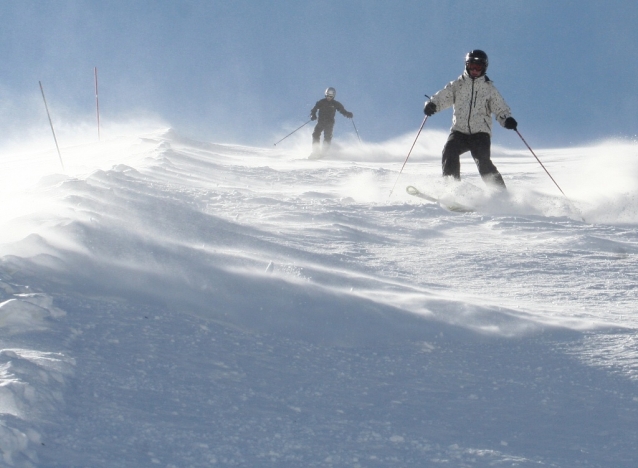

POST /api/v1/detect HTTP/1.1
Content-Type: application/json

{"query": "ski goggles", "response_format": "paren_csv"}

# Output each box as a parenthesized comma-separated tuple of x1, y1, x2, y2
(467, 62, 485, 72)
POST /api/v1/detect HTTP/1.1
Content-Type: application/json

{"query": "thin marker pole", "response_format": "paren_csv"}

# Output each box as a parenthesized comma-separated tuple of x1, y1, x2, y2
(39, 81, 65, 171)
(94, 67, 101, 140)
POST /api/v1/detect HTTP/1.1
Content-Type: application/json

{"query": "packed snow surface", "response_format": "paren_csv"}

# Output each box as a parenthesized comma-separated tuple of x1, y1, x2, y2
(0, 127, 637, 467)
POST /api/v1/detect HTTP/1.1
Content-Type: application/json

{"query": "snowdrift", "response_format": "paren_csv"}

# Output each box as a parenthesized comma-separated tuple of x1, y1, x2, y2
(0, 128, 637, 467)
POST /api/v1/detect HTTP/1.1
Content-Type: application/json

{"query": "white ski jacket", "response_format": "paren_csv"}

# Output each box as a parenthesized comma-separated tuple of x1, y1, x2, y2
(429, 72, 512, 136)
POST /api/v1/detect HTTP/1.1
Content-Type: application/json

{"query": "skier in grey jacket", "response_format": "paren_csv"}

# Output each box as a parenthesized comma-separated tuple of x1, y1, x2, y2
(424, 50, 517, 188)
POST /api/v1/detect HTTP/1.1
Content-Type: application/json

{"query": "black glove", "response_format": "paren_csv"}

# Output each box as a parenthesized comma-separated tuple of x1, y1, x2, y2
(504, 117, 517, 130)
(345, 112, 353, 119)
(310, 114, 317, 121)
(424, 101, 437, 116)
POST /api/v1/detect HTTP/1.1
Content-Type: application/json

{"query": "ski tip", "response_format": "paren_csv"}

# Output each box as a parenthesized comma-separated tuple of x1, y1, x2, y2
(406, 186, 419, 195)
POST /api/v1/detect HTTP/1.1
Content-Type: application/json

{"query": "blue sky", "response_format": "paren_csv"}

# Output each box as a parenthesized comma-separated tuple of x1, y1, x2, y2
(1, 0, 637, 148)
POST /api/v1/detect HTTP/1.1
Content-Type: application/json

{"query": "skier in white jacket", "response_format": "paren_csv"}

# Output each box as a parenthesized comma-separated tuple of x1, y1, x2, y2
(424, 50, 517, 188)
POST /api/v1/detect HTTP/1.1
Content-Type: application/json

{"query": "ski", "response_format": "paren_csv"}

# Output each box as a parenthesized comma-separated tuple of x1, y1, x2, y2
(406, 186, 474, 213)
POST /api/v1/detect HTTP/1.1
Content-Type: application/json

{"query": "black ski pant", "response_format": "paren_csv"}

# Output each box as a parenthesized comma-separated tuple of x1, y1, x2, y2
(441, 131, 506, 188)
(312, 120, 335, 145)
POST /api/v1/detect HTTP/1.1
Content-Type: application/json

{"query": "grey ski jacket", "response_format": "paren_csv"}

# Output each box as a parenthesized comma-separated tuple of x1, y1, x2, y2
(429, 72, 512, 136)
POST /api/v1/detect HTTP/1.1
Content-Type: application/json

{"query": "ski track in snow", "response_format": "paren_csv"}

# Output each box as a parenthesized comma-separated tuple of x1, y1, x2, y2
(0, 128, 637, 466)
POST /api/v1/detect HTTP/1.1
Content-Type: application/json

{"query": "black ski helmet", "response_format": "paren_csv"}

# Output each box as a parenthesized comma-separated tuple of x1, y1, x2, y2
(325, 87, 336, 98)
(465, 50, 488, 76)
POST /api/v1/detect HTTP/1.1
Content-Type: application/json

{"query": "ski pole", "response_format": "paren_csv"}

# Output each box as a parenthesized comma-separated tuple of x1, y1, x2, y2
(351, 118, 362, 143)
(274, 119, 312, 146)
(515, 129, 585, 221)
(515, 129, 566, 197)
(388, 115, 428, 198)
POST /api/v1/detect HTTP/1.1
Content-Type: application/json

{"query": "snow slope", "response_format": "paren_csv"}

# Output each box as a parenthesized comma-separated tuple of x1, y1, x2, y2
(0, 127, 637, 467)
